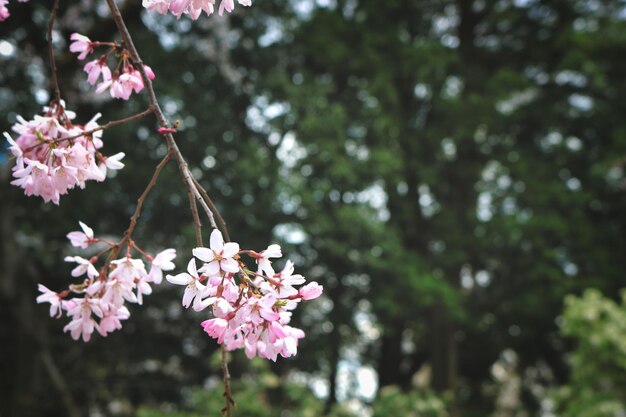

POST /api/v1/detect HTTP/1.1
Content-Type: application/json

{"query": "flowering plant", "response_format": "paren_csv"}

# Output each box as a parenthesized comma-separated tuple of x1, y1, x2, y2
(2, 0, 322, 412)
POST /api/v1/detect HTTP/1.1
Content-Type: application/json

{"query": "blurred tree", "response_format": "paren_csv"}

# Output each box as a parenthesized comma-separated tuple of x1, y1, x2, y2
(255, 0, 626, 414)
(553, 289, 626, 417)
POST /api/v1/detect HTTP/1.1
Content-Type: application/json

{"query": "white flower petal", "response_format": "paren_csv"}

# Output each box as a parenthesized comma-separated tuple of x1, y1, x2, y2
(186, 258, 198, 277)
(166, 272, 193, 286)
(182, 287, 195, 308)
(209, 229, 224, 252)
(78, 221, 94, 238)
(192, 247, 214, 262)
(198, 260, 220, 277)
(220, 258, 239, 273)
(222, 242, 240, 258)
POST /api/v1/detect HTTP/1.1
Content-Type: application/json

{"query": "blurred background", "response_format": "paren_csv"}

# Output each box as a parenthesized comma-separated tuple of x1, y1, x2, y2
(1, 0, 625, 416)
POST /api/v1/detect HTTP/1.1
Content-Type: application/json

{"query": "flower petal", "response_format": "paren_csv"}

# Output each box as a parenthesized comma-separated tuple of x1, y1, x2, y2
(186, 258, 198, 277)
(192, 247, 214, 263)
(222, 242, 240, 258)
(166, 272, 193, 286)
(209, 229, 224, 252)
(220, 258, 239, 273)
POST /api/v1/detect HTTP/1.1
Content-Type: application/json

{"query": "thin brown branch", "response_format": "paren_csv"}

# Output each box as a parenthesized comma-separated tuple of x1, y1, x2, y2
(123, 151, 172, 241)
(47, 0, 62, 104)
(105, 0, 219, 230)
(40, 350, 81, 417)
(71, 106, 154, 141)
(187, 187, 203, 246)
(101, 150, 171, 268)
(101, 150, 171, 273)
(221, 346, 235, 417)
(184, 168, 217, 230)
(192, 176, 230, 242)
(23, 107, 155, 154)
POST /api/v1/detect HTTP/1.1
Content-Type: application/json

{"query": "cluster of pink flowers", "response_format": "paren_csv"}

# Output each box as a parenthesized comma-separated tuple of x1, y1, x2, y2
(37, 222, 177, 342)
(69, 33, 155, 100)
(167, 229, 323, 361)
(4, 101, 124, 204)
(142, 0, 251, 20)
(0, 0, 28, 22)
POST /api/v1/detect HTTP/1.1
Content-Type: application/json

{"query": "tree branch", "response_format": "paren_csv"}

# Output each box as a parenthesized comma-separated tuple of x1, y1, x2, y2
(123, 151, 172, 242)
(22, 107, 155, 154)
(192, 176, 230, 242)
(47, 0, 62, 104)
(187, 186, 203, 246)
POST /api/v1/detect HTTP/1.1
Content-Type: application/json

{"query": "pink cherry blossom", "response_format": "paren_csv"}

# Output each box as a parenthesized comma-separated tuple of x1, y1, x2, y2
(201, 318, 228, 343)
(69, 33, 94, 60)
(65, 255, 99, 279)
(63, 298, 102, 342)
(66, 221, 95, 249)
(142, 0, 251, 20)
(84, 59, 112, 85)
(0, 0, 10, 21)
(193, 229, 240, 276)
(166, 258, 207, 310)
(266, 260, 305, 298)
(254, 244, 282, 276)
(168, 238, 323, 361)
(0, 0, 28, 21)
(70, 34, 156, 100)
(36, 285, 63, 318)
(98, 152, 125, 178)
(94, 65, 154, 100)
(148, 248, 177, 284)
(98, 306, 130, 336)
(4, 102, 124, 204)
(36, 224, 177, 342)
(299, 282, 323, 300)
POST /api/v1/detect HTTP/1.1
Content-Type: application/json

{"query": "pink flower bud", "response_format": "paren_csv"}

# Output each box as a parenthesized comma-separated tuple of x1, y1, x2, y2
(299, 282, 323, 300)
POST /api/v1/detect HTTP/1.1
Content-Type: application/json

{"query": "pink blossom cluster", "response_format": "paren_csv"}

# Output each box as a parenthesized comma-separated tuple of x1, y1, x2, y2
(4, 101, 124, 204)
(142, 0, 251, 20)
(69, 33, 155, 100)
(167, 229, 323, 361)
(37, 222, 177, 342)
(0, 0, 28, 22)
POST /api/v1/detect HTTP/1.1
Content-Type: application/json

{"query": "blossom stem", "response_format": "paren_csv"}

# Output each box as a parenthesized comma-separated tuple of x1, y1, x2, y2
(123, 151, 172, 242)
(184, 167, 217, 230)
(221, 346, 235, 417)
(187, 187, 203, 246)
(96, 238, 117, 247)
(47, 0, 62, 104)
(64, 107, 155, 142)
(93, 245, 115, 260)
(191, 176, 230, 242)
(21, 107, 155, 154)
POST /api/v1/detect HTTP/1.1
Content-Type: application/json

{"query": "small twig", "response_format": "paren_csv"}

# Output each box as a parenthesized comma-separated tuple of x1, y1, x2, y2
(183, 168, 217, 230)
(103, 151, 172, 270)
(123, 151, 172, 241)
(40, 350, 81, 417)
(191, 176, 230, 242)
(22, 107, 155, 154)
(73, 107, 154, 141)
(221, 346, 235, 417)
(47, 0, 62, 104)
(187, 187, 203, 246)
